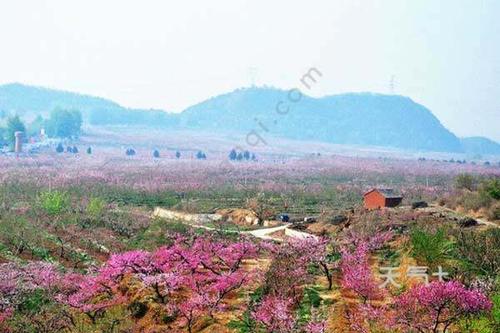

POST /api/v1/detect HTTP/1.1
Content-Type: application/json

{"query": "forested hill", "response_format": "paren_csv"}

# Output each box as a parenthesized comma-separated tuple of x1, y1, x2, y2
(181, 87, 464, 152)
(1, 83, 499, 154)
(0, 83, 177, 127)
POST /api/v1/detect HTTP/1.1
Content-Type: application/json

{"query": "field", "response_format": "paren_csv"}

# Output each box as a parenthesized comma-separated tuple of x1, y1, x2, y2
(0, 132, 499, 333)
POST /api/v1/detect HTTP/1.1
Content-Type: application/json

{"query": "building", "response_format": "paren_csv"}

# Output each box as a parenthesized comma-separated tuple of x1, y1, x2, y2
(363, 188, 402, 209)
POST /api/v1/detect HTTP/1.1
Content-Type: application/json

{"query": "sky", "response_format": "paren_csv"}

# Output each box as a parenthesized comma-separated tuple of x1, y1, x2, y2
(0, 0, 499, 140)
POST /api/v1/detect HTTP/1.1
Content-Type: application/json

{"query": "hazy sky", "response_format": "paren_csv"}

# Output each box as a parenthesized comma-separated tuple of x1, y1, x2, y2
(0, 0, 499, 140)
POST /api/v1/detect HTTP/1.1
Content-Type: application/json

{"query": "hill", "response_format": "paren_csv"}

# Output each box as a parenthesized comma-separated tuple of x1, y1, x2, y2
(461, 137, 500, 155)
(1, 83, 498, 154)
(181, 87, 463, 152)
(0, 83, 177, 127)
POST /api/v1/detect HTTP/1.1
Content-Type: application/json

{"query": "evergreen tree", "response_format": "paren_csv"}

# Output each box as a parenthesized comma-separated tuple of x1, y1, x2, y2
(6, 115, 26, 146)
(86, 147, 92, 155)
(243, 150, 250, 160)
(229, 149, 237, 161)
(175, 151, 181, 159)
(153, 149, 160, 158)
(56, 143, 64, 153)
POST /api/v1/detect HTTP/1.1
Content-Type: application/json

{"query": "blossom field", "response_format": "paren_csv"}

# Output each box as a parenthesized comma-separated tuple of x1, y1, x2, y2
(0, 149, 499, 332)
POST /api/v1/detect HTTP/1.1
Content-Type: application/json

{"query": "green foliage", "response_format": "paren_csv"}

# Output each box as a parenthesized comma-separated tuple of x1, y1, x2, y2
(6, 115, 26, 145)
(28, 115, 45, 137)
(18, 289, 51, 315)
(410, 228, 454, 268)
(297, 287, 322, 325)
(455, 173, 476, 191)
(459, 293, 500, 333)
(130, 217, 189, 250)
(100, 187, 180, 208)
(46, 108, 82, 138)
(0, 215, 38, 255)
(453, 228, 500, 277)
(481, 178, 500, 200)
(227, 287, 263, 333)
(38, 190, 69, 215)
(86, 197, 105, 218)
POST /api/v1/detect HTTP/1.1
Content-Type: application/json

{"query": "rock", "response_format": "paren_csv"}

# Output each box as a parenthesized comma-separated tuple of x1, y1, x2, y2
(412, 201, 428, 209)
(458, 217, 478, 227)
(303, 216, 317, 223)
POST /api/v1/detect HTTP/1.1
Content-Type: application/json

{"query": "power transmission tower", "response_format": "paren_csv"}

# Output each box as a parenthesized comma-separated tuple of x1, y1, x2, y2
(389, 75, 396, 94)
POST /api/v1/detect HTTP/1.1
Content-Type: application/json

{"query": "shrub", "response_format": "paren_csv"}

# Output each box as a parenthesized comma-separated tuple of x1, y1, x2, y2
(453, 228, 500, 278)
(455, 173, 476, 191)
(410, 228, 454, 268)
(38, 190, 69, 215)
(481, 178, 500, 200)
(86, 197, 105, 219)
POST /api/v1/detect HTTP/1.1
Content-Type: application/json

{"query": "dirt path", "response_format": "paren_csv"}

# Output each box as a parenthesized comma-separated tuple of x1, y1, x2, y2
(152, 207, 317, 241)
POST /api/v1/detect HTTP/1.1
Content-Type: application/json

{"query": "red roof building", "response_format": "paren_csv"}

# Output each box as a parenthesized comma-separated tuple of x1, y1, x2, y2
(363, 188, 402, 209)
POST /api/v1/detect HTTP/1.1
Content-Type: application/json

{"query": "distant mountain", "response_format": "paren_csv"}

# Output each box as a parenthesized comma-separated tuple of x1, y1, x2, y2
(181, 87, 464, 152)
(0, 83, 177, 127)
(1, 83, 498, 154)
(461, 137, 500, 155)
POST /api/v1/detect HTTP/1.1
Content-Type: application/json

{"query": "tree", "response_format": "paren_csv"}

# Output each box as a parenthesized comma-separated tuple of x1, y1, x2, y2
(126, 148, 136, 156)
(229, 149, 237, 160)
(28, 115, 45, 137)
(46, 109, 82, 139)
(243, 150, 250, 160)
(153, 149, 160, 158)
(6, 115, 26, 146)
(175, 151, 181, 159)
(455, 173, 476, 191)
(394, 281, 492, 332)
(196, 151, 206, 159)
(251, 153, 257, 161)
(56, 143, 64, 153)
(86, 147, 92, 155)
(236, 152, 243, 161)
(72, 146, 78, 154)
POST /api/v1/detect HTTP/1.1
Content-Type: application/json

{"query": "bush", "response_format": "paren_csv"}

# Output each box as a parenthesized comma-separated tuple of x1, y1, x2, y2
(86, 197, 105, 219)
(455, 173, 476, 191)
(453, 228, 500, 277)
(410, 228, 454, 268)
(38, 190, 69, 215)
(481, 178, 500, 200)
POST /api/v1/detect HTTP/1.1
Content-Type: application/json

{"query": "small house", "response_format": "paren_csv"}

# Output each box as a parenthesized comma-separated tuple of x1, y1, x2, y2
(363, 188, 402, 209)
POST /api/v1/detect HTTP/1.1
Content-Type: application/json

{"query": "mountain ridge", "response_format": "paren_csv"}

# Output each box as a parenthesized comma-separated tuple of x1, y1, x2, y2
(0, 83, 498, 155)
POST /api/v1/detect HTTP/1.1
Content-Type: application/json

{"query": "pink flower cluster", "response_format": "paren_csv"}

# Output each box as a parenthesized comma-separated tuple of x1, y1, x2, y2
(394, 281, 492, 332)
